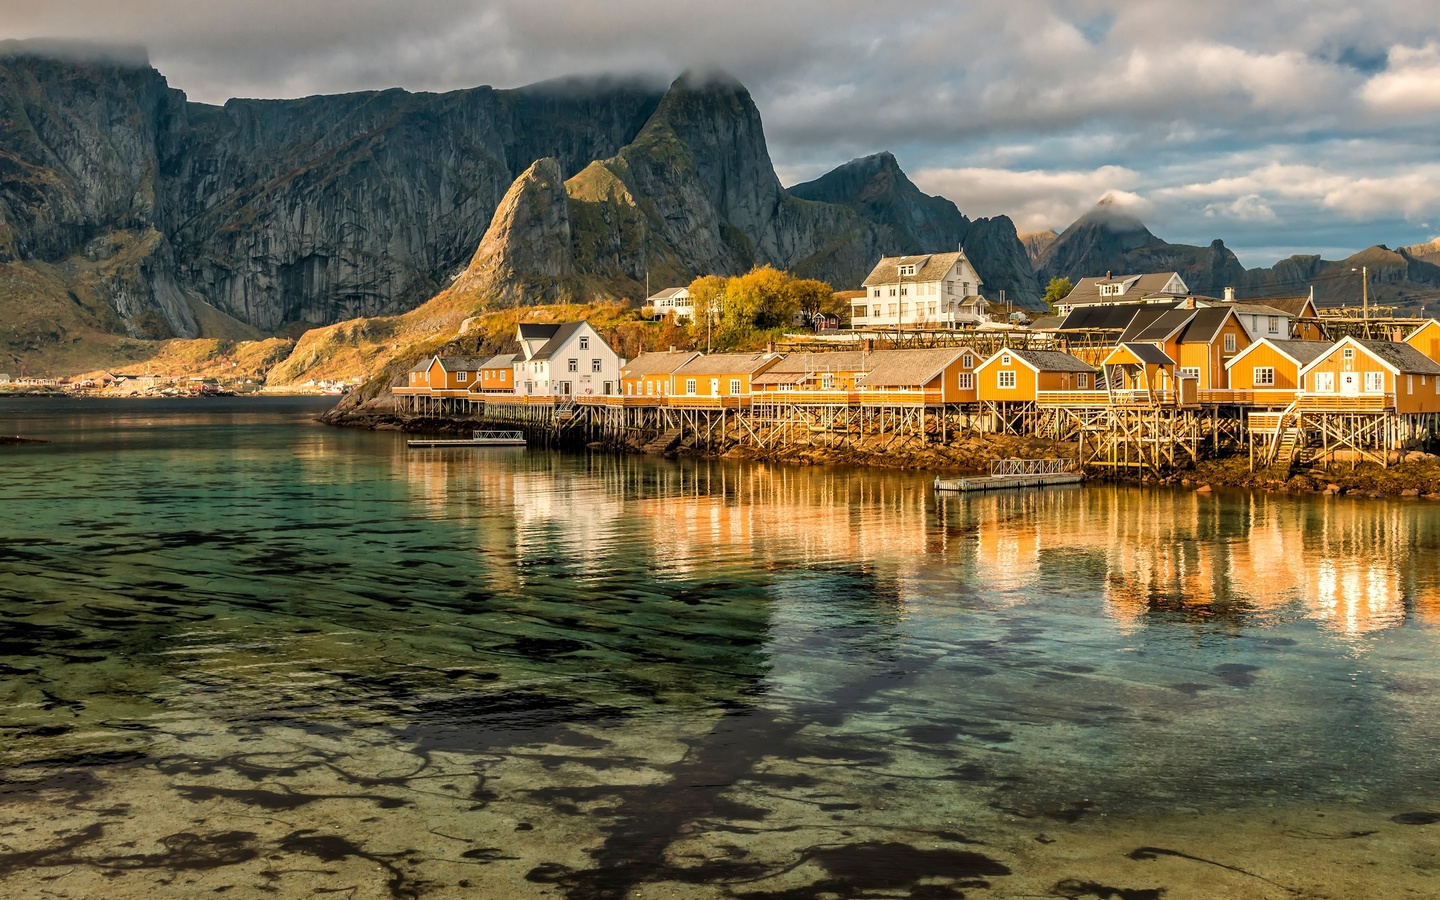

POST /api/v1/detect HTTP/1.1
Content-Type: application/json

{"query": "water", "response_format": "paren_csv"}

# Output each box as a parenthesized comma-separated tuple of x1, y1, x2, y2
(2, 397, 1440, 898)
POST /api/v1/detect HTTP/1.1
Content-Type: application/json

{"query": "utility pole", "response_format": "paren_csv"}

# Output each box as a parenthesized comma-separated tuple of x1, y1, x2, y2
(1352, 266, 1369, 337)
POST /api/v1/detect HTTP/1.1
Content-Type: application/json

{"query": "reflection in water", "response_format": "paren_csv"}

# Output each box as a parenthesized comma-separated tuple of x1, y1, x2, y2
(2, 398, 1440, 898)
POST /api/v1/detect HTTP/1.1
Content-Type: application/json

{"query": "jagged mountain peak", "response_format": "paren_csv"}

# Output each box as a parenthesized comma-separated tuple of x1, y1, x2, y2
(1060, 193, 1154, 239)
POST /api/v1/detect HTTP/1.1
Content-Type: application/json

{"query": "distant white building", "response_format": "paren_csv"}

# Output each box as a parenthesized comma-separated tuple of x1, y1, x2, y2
(644, 287, 696, 321)
(512, 322, 624, 398)
(852, 250, 989, 329)
(0, 374, 9, 384)
(1055, 272, 1189, 315)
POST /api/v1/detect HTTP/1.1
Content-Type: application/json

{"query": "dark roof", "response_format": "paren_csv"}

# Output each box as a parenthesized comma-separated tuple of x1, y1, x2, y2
(409, 359, 433, 373)
(1005, 349, 1096, 373)
(1059, 302, 1174, 332)
(1177, 307, 1235, 343)
(1259, 340, 1332, 367)
(622, 351, 700, 377)
(517, 323, 562, 341)
(1355, 339, 1440, 375)
(1028, 315, 1065, 330)
(856, 349, 965, 387)
(646, 287, 689, 301)
(1119, 342, 1176, 365)
(1130, 309, 1195, 342)
(437, 356, 488, 371)
(530, 322, 587, 361)
(862, 251, 972, 287)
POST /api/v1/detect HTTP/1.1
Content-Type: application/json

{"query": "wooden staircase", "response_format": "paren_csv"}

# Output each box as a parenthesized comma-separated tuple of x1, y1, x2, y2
(642, 428, 683, 454)
(1256, 401, 1306, 475)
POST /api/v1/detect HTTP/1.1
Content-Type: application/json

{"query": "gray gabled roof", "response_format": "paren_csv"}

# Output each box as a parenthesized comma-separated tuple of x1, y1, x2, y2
(517, 323, 562, 341)
(1130, 309, 1196, 342)
(1060, 272, 1187, 307)
(758, 351, 874, 375)
(1356, 339, 1440, 375)
(622, 350, 701, 377)
(1266, 340, 1331, 367)
(437, 356, 488, 371)
(1177, 307, 1236, 344)
(862, 251, 974, 287)
(1006, 348, 1097, 373)
(409, 359, 433, 373)
(856, 349, 966, 387)
(530, 322, 588, 361)
(1119, 342, 1176, 365)
(480, 354, 517, 369)
(1246, 296, 1319, 317)
(646, 287, 689, 302)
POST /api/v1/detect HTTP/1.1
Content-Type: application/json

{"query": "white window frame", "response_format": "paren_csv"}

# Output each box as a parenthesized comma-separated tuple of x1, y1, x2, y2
(1268, 316, 1279, 334)
(1001, 353, 1011, 365)
(1077, 373, 1089, 389)
(898, 264, 916, 276)
(1224, 333, 1237, 353)
(962, 353, 974, 368)
(457, 371, 467, 382)
(1179, 367, 1201, 381)
(821, 373, 834, 390)
(1253, 367, 1275, 387)
(998, 370, 1017, 389)
(958, 372, 974, 390)
(1313, 372, 1334, 393)
(592, 359, 602, 373)
(568, 358, 578, 372)
(1343, 347, 1355, 360)
(580, 337, 589, 350)
(1408, 374, 1414, 394)
(685, 378, 697, 395)
(1364, 371, 1384, 392)
(729, 378, 742, 395)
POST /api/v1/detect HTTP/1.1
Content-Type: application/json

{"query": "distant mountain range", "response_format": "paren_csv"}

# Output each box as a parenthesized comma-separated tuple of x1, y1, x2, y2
(1030, 196, 1440, 313)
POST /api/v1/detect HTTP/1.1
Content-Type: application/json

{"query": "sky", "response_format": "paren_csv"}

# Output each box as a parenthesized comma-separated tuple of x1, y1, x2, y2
(8, 0, 1440, 267)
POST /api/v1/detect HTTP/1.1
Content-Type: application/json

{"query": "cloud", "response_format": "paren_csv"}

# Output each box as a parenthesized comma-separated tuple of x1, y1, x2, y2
(1362, 42, 1440, 116)
(911, 166, 1142, 232)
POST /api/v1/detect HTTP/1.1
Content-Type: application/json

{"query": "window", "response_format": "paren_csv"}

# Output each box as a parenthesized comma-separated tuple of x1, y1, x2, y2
(1100, 283, 1120, 296)
(962, 282, 971, 296)
(821, 374, 834, 390)
(899, 287, 908, 296)
(962, 353, 974, 368)
(1314, 372, 1334, 392)
(888, 303, 897, 316)
(1224, 333, 1237, 353)
(958, 372, 974, 390)
(1078, 373, 1089, 389)
(899, 264, 916, 276)
(1179, 367, 1201, 380)
(500, 371, 507, 382)
(998, 371, 1016, 389)
(1365, 371, 1384, 392)
(889, 288, 897, 297)
(568, 359, 578, 372)
(457, 372, 467, 382)
(685, 378, 697, 395)
(1001, 353, 1011, 365)
(1408, 375, 1414, 394)
(580, 337, 589, 350)
(872, 306, 880, 317)
(646, 381, 653, 396)
(1254, 367, 1275, 386)
(525, 381, 533, 393)
(872, 288, 880, 298)
(1268, 316, 1279, 334)
(592, 359, 602, 373)
(1343, 347, 1355, 360)
(945, 281, 954, 295)
(729, 378, 742, 395)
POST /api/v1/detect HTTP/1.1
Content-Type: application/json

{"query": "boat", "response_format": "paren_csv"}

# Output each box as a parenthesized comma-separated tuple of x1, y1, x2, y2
(406, 429, 527, 448)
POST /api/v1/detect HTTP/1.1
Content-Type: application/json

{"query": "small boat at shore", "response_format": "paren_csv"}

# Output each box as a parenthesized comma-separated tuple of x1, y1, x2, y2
(406, 429, 527, 448)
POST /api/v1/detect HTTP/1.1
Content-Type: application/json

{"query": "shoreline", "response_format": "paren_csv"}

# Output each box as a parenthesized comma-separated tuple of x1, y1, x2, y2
(321, 406, 1440, 498)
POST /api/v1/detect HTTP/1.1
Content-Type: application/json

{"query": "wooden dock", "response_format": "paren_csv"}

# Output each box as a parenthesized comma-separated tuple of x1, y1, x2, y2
(407, 429, 526, 448)
(935, 457, 1083, 492)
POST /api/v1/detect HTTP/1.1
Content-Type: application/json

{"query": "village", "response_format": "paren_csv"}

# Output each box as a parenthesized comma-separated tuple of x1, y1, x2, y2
(393, 250, 1440, 479)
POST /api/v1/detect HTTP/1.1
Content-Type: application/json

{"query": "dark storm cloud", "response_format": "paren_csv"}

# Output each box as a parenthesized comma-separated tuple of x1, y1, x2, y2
(7, 0, 1440, 263)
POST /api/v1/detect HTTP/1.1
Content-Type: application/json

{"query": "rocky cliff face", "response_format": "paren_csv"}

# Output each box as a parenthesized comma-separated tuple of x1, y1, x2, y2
(1, 46, 1045, 365)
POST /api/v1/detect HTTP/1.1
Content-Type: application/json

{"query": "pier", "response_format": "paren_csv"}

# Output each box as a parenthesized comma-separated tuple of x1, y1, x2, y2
(935, 458, 1084, 492)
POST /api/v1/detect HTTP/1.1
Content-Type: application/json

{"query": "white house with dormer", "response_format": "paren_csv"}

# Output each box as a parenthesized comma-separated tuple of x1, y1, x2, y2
(512, 322, 624, 398)
(851, 250, 989, 329)
(643, 287, 696, 321)
(1055, 272, 1189, 315)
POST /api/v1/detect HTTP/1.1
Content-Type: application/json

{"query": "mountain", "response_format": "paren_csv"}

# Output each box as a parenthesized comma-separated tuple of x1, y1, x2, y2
(0, 47, 1041, 373)
(1402, 238, 1440, 267)
(1036, 196, 1248, 295)
(1018, 230, 1058, 268)
(789, 152, 1040, 306)
(1039, 197, 1440, 314)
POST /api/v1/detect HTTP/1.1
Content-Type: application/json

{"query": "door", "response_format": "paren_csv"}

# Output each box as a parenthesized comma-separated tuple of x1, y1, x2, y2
(710, 378, 720, 396)
(558, 381, 572, 396)
(1340, 372, 1359, 396)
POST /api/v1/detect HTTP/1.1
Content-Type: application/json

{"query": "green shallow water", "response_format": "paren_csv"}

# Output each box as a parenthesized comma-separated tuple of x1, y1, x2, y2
(2, 397, 1440, 898)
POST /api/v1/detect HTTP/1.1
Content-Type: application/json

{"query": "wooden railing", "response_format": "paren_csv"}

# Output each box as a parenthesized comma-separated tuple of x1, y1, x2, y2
(1297, 394, 1394, 411)
(1036, 390, 1180, 407)
(856, 389, 943, 406)
(752, 390, 856, 405)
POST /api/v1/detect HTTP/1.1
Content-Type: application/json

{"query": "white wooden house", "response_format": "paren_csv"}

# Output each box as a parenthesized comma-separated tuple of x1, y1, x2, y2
(512, 322, 624, 398)
(851, 250, 988, 329)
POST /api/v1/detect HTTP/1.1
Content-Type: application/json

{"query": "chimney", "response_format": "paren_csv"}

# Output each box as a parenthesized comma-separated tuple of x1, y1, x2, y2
(766, 341, 776, 354)
(1105, 270, 1112, 280)
(1184, 295, 1196, 310)
(669, 345, 675, 352)
(1223, 286, 1235, 301)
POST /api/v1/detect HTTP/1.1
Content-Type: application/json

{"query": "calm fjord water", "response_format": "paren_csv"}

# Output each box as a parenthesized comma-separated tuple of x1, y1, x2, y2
(3, 397, 1440, 898)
